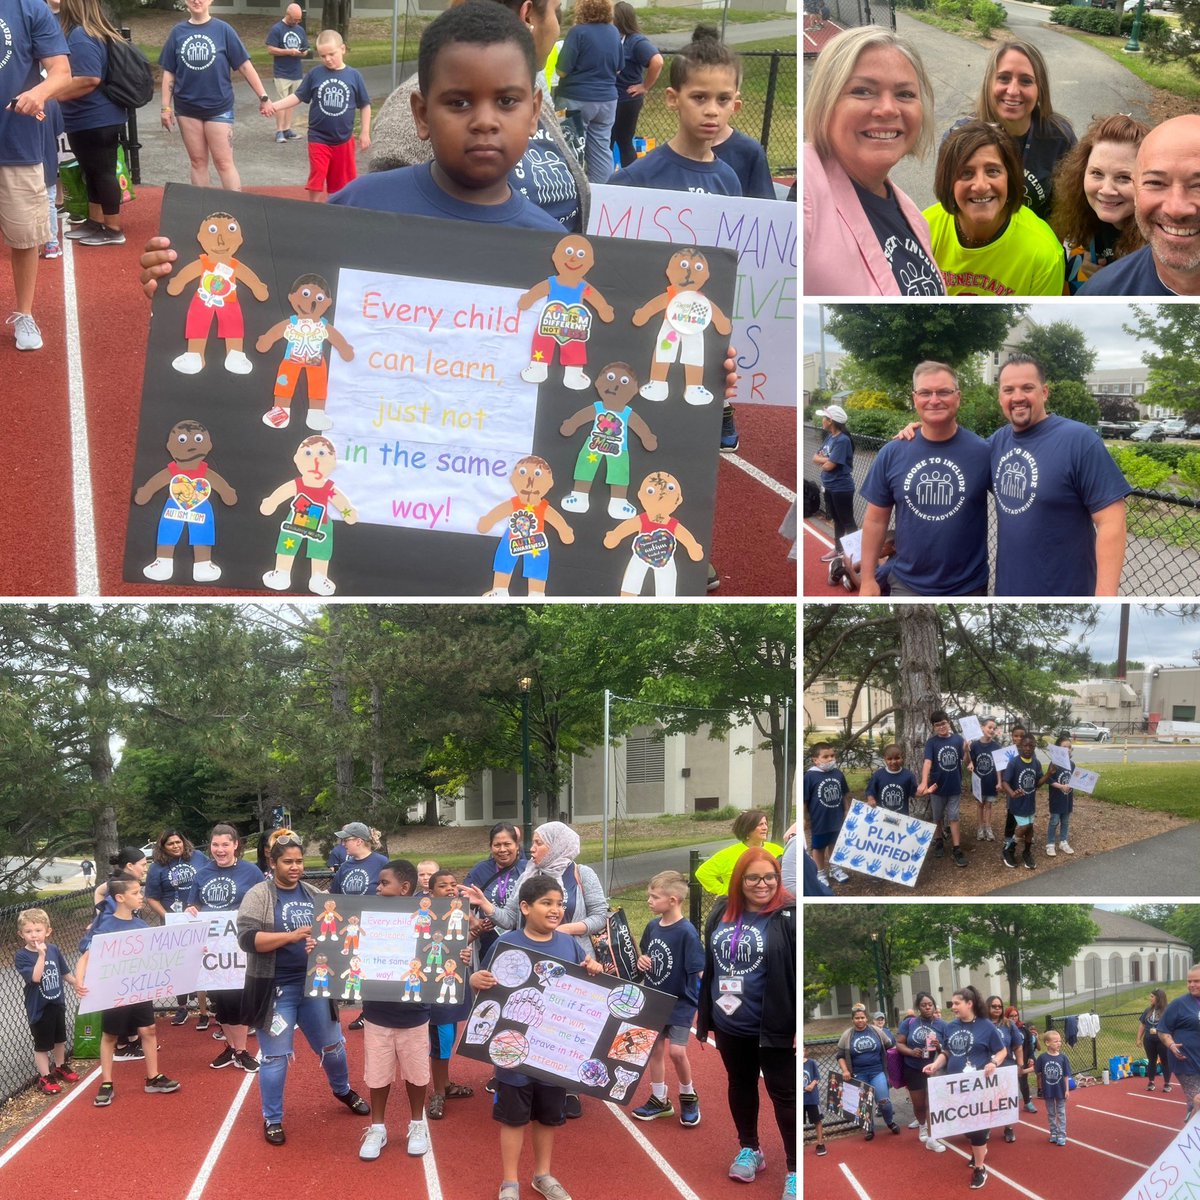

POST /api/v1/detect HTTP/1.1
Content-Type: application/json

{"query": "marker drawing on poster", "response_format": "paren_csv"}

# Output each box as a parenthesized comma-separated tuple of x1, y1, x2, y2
(1048, 744, 1073, 771)
(1069, 767, 1100, 794)
(829, 800, 935, 887)
(83, 922, 208, 1010)
(166, 911, 246, 990)
(927, 1068, 1020, 1139)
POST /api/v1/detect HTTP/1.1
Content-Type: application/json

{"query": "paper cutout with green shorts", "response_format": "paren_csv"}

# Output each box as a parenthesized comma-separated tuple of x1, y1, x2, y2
(134, 419, 238, 584)
(260, 435, 358, 596)
(604, 470, 703, 597)
(167, 213, 270, 376)
(631, 248, 732, 406)
(518, 234, 614, 391)
(559, 362, 658, 520)
(477, 456, 574, 598)
(256, 273, 355, 433)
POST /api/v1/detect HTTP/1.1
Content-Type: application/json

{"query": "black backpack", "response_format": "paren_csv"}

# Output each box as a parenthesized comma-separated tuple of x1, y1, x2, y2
(101, 36, 154, 111)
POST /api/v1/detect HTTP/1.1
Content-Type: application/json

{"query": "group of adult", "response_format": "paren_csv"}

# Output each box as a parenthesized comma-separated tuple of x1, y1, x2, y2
(803, 25, 1200, 297)
(812, 351, 1132, 597)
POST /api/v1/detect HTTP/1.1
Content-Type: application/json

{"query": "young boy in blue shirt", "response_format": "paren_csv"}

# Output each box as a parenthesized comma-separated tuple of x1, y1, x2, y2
(968, 715, 1001, 843)
(1001, 734, 1047, 871)
(1035, 1029, 1069, 1145)
(631, 870, 703, 1126)
(470, 874, 603, 1200)
(804, 742, 851, 888)
(803, 1044, 827, 1155)
(865, 743, 916, 814)
(16, 908, 79, 1095)
(918, 710, 971, 869)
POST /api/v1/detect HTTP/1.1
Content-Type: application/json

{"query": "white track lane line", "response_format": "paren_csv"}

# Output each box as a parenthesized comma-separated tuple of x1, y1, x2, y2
(0, 1065, 101, 1171)
(804, 521, 835, 550)
(423, 1119, 444, 1200)
(838, 1162, 873, 1200)
(941, 1138, 1048, 1200)
(61, 233, 100, 595)
(184, 1067, 256, 1200)
(603, 1102, 704, 1200)
(1076, 1102, 1185, 1127)
(724, 452, 796, 503)
(1016, 1118, 1150, 1168)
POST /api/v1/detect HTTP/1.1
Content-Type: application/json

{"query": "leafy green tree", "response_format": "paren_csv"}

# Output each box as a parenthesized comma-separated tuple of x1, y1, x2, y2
(1165, 906, 1200, 959)
(1015, 321, 1097, 384)
(1145, 2, 1200, 78)
(1123, 904, 1178, 932)
(1098, 396, 1141, 423)
(1047, 379, 1101, 427)
(1126, 305, 1200, 413)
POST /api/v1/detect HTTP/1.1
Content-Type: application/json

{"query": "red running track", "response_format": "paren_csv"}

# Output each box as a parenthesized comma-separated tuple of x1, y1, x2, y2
(2, 187, 796, 599)
(804, 1078, 1187, 1199)
(0, 1012, 790, 1200)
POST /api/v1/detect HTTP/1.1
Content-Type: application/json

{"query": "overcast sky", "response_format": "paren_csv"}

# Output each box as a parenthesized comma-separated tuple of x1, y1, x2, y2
(1071, 605, 1199, 669)
(804, 303, 1158, 373)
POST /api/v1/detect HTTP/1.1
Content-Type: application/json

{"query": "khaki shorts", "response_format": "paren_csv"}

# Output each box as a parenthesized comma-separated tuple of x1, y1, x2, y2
(0, 164, 50, 249)
(362, 1019, 432, 1089)
(274, 78, 302, 101)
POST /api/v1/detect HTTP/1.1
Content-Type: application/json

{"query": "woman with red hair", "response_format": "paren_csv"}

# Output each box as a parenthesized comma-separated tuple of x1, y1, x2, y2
(696, 847, 796, 1196)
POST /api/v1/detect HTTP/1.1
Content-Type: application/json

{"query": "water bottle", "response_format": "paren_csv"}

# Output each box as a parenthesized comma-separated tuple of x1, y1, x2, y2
(1102, 1069, 1110, 1085)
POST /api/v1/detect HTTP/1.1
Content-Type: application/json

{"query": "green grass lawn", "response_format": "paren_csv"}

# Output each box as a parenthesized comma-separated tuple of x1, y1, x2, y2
(1059, 29, 1200, 99)
(1051, 978, 1177, 1019)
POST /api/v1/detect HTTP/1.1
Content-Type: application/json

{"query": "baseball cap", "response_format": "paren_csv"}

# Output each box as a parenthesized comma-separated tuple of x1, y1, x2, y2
(334, 821, 371, 841)
(816, 405, 848, 424)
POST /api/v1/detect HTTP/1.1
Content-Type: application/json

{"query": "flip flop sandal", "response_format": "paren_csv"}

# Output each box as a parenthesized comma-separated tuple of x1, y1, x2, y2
(445, 1083, 474, 1099)
(428, 1093, 445, 1120)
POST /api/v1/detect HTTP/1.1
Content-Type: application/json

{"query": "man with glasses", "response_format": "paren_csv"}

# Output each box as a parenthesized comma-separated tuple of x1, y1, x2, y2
(858, 361, 992, 596)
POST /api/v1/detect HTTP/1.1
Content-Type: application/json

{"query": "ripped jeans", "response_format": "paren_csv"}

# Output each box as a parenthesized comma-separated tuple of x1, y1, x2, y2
(255, 975, 349, 1124)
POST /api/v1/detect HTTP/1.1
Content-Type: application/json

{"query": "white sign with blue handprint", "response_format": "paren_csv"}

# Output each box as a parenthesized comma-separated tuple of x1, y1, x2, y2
(829, 800, 936, 888)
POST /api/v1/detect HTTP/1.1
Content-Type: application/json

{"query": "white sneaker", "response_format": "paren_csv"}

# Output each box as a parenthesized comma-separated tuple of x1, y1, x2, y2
(607, 497, 636, 519)
(521, 360, 548, 384)
(908, 1119, 920, 1129)
(262, 406, 291, 429)
(193, 560, 221, 582)
(262, 569, 291, 591)
(918, 1128, 928, 1142)
(7, 312, 42, 350)
(1045, 844, 1056, 857)
(483, 587, 510, 599)
(830, 866, 850, 883)
(308, 573, 336, 596)
(359, 1124, 387, 1161)
(406, 1119, 430, 1156)
(816, 870, 829, 887)
(925, 1138, 946, 1153)
(639, 379, 669, 402)
(683, 384, 713, 406)
(305, 409, 333, 430)
(1059, 842, 1074, 855)
(225, 350, 253, 374)
(143, 557, 174, 581)
(977, 827, 986, 841)
(560, 490, 590, 513)
(172, 351, 204, 374)
(562, 366, 590, 391)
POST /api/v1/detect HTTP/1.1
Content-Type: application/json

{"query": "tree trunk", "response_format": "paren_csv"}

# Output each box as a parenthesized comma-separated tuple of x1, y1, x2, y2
(897, 605, 942, 821)
(88, 696, 119, 868)
(320, 0, 352, 42)
(423, 785, 439, 826)
(327, 612, 354, 808)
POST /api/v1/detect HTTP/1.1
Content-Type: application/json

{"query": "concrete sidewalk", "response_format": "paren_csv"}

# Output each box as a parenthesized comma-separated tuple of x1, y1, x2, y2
(133, 17, 798, 191)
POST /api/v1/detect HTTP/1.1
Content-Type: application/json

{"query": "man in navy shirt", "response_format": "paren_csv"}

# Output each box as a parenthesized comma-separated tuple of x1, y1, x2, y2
(991, 355, 1130, 596)
(860, 362, 991, 597)
(0, 0, 70, 351)
(266, 4, 310, 143)
(1079, 116, 1200, 297)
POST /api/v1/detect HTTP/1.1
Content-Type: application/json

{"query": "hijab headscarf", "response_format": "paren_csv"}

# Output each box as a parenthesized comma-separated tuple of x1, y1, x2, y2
(518, 821, 580, 888)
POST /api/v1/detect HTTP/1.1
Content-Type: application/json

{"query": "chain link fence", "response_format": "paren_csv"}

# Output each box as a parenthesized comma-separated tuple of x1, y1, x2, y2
(1043, 1010, 1156, 1081)
(803, 424, 1200, 596)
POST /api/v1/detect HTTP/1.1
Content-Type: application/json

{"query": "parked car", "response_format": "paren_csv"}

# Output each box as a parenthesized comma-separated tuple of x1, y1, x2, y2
(1098, 421, 1135, 440)
(1131, 422, 1166, 442)
(1161, 418, 1187, 436)
(1186, 423, 1200, 439)
(1069, 721, 1112, 742)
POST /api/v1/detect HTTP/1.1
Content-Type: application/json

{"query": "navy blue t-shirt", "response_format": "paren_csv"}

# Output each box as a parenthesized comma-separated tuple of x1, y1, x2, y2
(990, 415, 1132, 597)
(81, 909, 148, 955)
(970, 738, 1001, 797)
(266, 18, 308, 80)
(924, 733, 966, 797)
(843, 1024, 891, 1078)
(1077, 245, 1172, 296)
(616, 31, 657, 92)
(851, 180, 945, 296)
(714, 129, 776, 201)
(331, 850, 388, 896)
(1036, 1050, 1070, 1099)
(510, 121, 581, 232)
(273, 883, 315, 982)
(606, 144, 741, 196)
(1163, 993, 1200, 1075)
(16, 944, 69, 1022)
(189, 859, 265, 911)
(816, 430, 854, 493)
(1003, 753, 1042, 818)
(146, 850, 210, 912)
(327, 843, 348, 871)
(557, 22, 623, 103)
(463, 852, 528, 960)
(866, 766, 917, 814)
(860, 428, 991, 595)
(159, 19, 250, 117)
(330, 162, 563, 231)
(943, 1017, 1006, 1073)
(297, 64, 369, 146)
(708, 909, 771, 1037)
(0, 0, 69, 166)
(899, 1014, 950, 1075)
(61, 29, 127, 132)
(1047, 758, 1074, 815)
(639, 916, 703, 1028)
(803, 1056, 821, 1107)
(804, 765, 848, 840)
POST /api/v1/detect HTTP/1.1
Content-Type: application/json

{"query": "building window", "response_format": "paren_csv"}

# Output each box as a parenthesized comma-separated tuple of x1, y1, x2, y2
(823, 680, 838, 694)
(625, 735, 665, 784)
(825, 700, 839, 718)
(1172, 705, 1196, 721)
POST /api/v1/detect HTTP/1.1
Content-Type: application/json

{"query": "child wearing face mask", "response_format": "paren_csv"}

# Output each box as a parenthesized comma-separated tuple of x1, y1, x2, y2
(803, 742, 851, 888)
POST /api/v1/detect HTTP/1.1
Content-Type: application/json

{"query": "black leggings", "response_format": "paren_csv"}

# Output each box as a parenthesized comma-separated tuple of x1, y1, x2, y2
(1145, 1037, 1173, 1086)
(714, 1030, 796, 1171)
(66, 123, 123, 218)
(611, 96, 644, 168)
(824, 489, 857, 552)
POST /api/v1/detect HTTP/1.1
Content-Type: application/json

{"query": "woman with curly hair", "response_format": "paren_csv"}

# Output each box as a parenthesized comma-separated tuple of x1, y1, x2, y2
(556, 0, 624, 183)
(145, 829, 210, 1026)
(1050, 114, 1149, 293)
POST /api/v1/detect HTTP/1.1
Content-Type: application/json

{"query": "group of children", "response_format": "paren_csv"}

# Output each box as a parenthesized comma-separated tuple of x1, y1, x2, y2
(803, 712, 1078, 887)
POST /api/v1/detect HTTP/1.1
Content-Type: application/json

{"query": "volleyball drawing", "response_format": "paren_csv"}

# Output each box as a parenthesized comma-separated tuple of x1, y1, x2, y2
(606, 982, 645, 1019)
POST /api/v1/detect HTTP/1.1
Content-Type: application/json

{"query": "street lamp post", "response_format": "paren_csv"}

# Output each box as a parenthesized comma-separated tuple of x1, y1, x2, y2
(519, 676, 533, 847)
(1124, 0, 1146, 53)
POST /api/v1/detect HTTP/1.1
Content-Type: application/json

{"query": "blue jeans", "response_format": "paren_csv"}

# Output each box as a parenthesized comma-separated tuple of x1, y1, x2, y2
(859, 1069, 895, 1125)
(255, 976, 349, 1124)
(1046, 811, 1071, 845)
(567, 99, 618, 183)
(1046, 1096, 1066, 1140)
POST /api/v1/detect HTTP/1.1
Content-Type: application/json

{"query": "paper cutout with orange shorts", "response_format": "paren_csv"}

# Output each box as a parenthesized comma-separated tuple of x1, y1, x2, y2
(604, 470, 703, 597)
(477, 456, 575, 599)
(134, 420, 238, 584)
(256, 273, 355, 432)
(518, 234, 614, 391)
(166, 213, 270, 376)
(559, 361, 658, 520)
(260, 435, 358, 596)
(631, 248, 731, 406)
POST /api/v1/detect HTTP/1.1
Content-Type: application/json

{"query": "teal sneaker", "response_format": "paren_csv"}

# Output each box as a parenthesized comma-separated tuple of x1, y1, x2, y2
(729, 1148, 766, 1182)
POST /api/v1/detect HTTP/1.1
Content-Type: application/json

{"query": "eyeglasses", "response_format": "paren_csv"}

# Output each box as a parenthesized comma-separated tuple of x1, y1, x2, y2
(744, 873, 779, 886)
(914, 388, 958, 401)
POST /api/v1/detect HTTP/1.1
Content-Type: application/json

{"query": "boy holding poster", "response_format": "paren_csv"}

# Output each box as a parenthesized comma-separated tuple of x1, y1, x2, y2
(1045, 736, 1076, 858)
(469, 875, 604, 1200)
(73, 879, 181, 1107)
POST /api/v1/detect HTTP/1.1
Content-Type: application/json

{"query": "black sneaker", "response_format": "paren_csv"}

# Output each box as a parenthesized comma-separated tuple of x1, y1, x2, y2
(212, 1025, 226, 1041)
(564, 1093, 583, 1119)
(1002, 845, 1017, 869)
(1022, 847, 1035, 870)
(706, 564, 721, 593)
(171, 1008, 188, 1026)
(264, 1121, 286, 1146)
(348, 1015, 365, 1031)
(145, 1073, 180, 1094)
(1003, 1127, 1015, 1142)
(210, 1047, 237, 1069)
(94, 1082, 114, 1107)
(933, 840, 945, 859)
(114, 1043, 145, 1061)
(236, 1050, 260, 1073)
(953, 847, 968, 868)
(484, 1077, 498, 1095)
(815, 1144, 827, 1156)
(79, 225, 126, 246)
(336, 1089, 370, 1115)
(197, 1015, 211, 1031)
(720, 405, 740, 453)
(970, 1167, 987, 1190)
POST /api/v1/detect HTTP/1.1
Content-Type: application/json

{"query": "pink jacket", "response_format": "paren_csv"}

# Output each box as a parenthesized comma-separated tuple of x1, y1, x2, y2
(803, 144, 937, 296)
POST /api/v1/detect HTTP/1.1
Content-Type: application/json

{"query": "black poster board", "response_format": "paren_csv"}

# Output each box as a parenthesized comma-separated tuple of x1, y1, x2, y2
(125, 184, 736, 597)
(827, 1073, 877, 1136)
(456, 946, 675, 1104)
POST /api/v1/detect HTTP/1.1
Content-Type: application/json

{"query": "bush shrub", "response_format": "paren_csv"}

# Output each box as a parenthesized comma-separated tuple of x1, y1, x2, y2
(1110, 446, 1174, 490)
(971, 0, 1006, 36)
(842, 408, 914, 440)
(1050, 5, 1120, 33)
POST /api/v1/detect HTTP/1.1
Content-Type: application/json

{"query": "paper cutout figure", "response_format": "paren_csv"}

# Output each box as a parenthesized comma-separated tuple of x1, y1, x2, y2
(606, 983, 646, 1020)
(341, 954, 364, 1000)
(518, 234, 614, 390)
(610, 1066, 638, 1101)
(166, 212, 270, 375)
(491, 949, 532, 989)
(426, 933, 447, 971)
(134, 420, 238, 583)
(316, 899, 343, 941)
(401, 958, 428, 1000)
(256, 274, 355, 432)
(631, 248, 731, 405)
(579, 1059, 610, 1088)
(608, 1024, 656, 1066)
(436, 958, 463, 1004)
(308, 953, 332, 997)
(489, 1028, 529, 1068)
(261, 435, 358, 595)
(446, 898, 467, 941)
(559, 362, 658, 520)
(477, 457, 574, 598)
(604, 471, 704, 597)
(340, 914, 362, 955)
(466, 1001, 501, 1043)
(503, 987, 547, 1027)
(413, 896, 434, 939)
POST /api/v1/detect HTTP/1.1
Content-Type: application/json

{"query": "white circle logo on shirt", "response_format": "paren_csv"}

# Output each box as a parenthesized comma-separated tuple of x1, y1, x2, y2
(339, 866, 370, 894)
(41, 958, 61, 997)
(852, 1033, 878, 1055)
(901, 456, 969, 522)
(280, 898, 314, 931)
(815, 778, 843, 808)
(994, 447, 1039, 516)
(0, 20, 13, 73)
(879, 782, 905, 810)
(947, 1027, 975, 1056)
(1018, 767, 1037, 791)
(714, 923, 765, 978)
(937, 747, 960, 771)
(1042, 1060, 1064, 1085)
(180, 33, 219, 71)
(200, 876, 236, 908)
(644, 936, 674, 987)
(317, 78, 352, 118)
(975, 752, 994, 775)
(282, 30, 303, 49)
(167, 862, 197, 891)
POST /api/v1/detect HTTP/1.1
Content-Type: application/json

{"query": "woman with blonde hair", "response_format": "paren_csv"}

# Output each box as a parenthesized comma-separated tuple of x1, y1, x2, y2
(804, 26, 944, 296)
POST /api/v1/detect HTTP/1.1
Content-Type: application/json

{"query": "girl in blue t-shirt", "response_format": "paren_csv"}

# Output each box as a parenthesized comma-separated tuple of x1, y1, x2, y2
(1046, 736, 1075, 857)
(812, 407, 856, 558)
(866, 743, 917, 815)
(610, 2, 662, 168)
(836, 1004, 899, 1138)
(987, 995, 1026, 1143)
(145, 828, 211, 1026)
(896, 991, 950, 1147)
(968, 716, 1001, 843)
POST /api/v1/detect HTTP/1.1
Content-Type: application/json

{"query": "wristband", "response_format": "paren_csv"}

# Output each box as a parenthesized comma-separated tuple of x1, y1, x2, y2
(260, 94, 269, 103)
